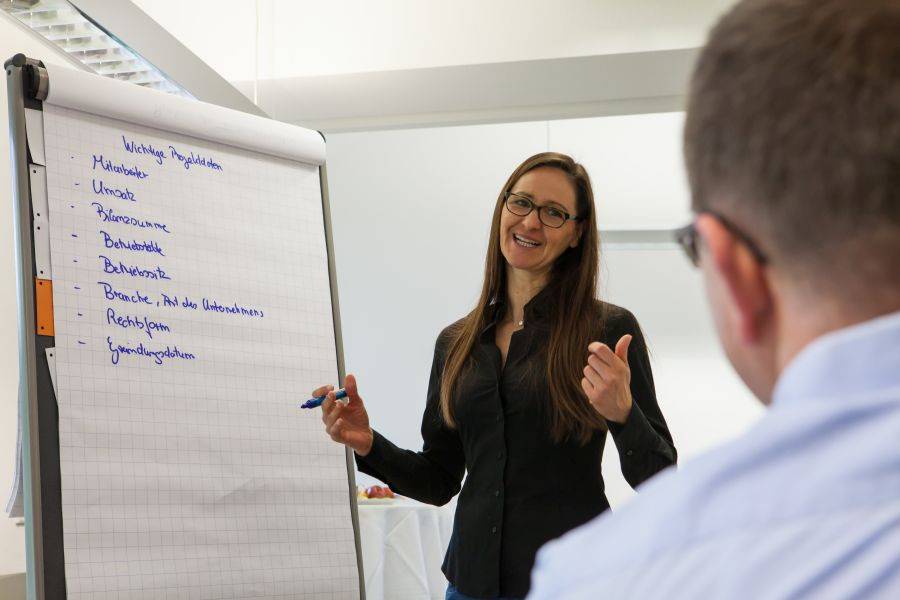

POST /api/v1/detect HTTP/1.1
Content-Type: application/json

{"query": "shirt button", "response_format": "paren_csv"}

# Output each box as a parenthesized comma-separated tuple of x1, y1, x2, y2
(491, 526, 498, 534)
(496, 451, 503, 460)
(494, 489, 500, 497)
(626, 449, 634, 457)
(495, 414, 501, 423)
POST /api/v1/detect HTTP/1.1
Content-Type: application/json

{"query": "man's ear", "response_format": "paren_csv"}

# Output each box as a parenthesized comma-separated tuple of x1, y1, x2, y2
(695, 214, 773, 343)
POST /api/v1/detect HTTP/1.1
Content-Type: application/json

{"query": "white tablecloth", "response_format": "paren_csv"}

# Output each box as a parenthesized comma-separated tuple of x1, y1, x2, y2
(358, 499, 455, 600)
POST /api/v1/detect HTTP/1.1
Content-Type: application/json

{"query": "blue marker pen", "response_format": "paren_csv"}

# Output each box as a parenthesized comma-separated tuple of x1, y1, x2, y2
(300, 388, 348, 409)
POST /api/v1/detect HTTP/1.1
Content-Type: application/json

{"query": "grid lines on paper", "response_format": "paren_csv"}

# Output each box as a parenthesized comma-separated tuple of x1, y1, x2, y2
(43, 103, 359, 599)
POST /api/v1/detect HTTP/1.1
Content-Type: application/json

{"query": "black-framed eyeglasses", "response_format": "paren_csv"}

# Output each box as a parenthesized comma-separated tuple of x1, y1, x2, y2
(675, 211, 769, 267)
(504, 192, 580, 229)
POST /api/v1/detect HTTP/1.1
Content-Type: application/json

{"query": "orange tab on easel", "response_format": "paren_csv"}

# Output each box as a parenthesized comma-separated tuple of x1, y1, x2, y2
(35, 278, 54, 336)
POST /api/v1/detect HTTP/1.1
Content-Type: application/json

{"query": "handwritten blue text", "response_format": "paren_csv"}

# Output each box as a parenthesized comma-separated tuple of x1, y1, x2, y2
(100, 255, 171, 280)
(121, 136, 165, 165)
(168, 146, 223, 172)
(106, 307, 170, 339)
(202, 297, 264, 318)
(93, 179, 135, 202)
(98, 281, 153, 305)
(91, 202, 170, 233)
(106, 336, 195, 365)
(100, 230, 165, 256)
(92, 154, 149, 180)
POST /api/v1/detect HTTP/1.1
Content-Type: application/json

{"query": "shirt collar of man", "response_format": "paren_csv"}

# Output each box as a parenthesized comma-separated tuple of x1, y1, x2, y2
(772, 309, 900, 407)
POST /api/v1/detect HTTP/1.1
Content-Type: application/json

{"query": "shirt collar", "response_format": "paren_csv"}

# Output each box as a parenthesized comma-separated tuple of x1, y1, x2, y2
(482, 284, 555, 333)
(523, 284, 554, 324)
(772, 309, 900, 406)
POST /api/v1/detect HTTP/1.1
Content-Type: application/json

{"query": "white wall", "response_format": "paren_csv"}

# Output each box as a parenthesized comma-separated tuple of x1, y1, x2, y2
(550, 114, 691, 229)
(0, 13, 88, 576)
(325, 115, 763, 507)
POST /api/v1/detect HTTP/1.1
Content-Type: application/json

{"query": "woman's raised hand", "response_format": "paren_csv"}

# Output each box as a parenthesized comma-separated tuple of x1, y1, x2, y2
(312, 373, 374, 456)
(582, 335, 634, 424)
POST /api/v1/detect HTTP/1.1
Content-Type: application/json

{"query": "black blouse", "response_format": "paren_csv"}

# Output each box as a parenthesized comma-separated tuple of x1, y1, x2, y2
(356, 289, 677, 598)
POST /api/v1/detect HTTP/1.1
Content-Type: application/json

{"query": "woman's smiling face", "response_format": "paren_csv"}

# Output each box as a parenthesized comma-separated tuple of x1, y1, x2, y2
(499, 166, 583, 278)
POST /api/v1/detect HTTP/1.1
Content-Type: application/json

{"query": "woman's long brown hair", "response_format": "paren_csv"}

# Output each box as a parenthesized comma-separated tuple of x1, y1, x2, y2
(439, 152, 608, 445)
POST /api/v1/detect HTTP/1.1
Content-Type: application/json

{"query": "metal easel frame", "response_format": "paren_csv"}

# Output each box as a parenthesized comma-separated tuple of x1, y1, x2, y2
(6, 53, 65, 600)
(6, 53, 365, 600)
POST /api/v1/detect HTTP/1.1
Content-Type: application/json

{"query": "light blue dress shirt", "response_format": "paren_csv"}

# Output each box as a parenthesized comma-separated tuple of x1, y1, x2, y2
(529, 310, 900, 599)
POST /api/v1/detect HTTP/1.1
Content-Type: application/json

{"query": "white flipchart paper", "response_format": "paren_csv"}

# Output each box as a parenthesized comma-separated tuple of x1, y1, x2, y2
(42, 102, 358, 599)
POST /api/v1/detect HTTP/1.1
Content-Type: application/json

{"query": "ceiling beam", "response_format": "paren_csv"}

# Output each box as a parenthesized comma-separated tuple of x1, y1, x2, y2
(244, 48, 698, 132)
(70, 0, 266, 117)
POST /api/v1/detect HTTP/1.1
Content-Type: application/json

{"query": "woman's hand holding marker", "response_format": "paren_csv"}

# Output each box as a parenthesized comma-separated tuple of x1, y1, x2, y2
(582, 335, 634, 424)
(312, 373, 374, 457)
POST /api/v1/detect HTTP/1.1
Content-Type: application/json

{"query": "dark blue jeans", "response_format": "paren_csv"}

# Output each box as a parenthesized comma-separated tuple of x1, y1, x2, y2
(445, 584, 522, 600)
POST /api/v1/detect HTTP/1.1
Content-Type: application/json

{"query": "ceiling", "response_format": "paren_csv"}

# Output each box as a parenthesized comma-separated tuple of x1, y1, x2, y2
(129, 0, 736, 130)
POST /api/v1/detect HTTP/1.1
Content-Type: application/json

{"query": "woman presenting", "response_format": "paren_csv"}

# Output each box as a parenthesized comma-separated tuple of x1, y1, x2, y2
(313, 152, 677, 600)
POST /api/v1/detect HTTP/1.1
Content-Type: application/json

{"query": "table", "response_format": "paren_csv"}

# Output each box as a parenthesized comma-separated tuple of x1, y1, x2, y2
(358, 498, 455, 600)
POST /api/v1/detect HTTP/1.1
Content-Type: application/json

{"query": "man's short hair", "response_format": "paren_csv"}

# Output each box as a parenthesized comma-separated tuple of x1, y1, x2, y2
(684, 0, 900, 291)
